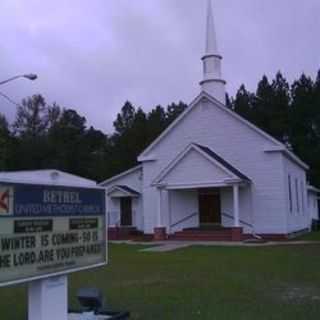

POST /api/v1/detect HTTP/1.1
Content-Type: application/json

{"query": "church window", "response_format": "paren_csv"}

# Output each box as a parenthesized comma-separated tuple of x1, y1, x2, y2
(288, 175, 293, 213)
(295, 178, 300, 213)
(300, 181, 305, 214)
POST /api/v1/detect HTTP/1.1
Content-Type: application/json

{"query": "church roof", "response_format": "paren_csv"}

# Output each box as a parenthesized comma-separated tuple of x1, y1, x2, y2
(107, 185, 140, 197)
(116, 185, 140, 196)
(195, 144, 250, 181)
(99, 165, 142, 186)
(138, 91, 309, 170)
(152, 143, 251, 187)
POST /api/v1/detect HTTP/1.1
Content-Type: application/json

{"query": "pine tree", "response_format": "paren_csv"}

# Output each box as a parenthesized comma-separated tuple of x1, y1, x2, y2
(166, 102, 188, 125)
(113, 101, 136, 135)
(47, 109, 88, 175)
(290, 74, 317, 183)
(0, 114, 10, 170)
(269, 72, 290, 143)
(147, 105, 167, 142)
(252, 75, 274, 135)
(13, 94, 48, 138)
(233, 84, 255, 121)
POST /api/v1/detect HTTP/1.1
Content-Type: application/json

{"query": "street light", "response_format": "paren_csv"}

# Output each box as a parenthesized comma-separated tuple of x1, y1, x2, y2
(0, 74, 38, 86)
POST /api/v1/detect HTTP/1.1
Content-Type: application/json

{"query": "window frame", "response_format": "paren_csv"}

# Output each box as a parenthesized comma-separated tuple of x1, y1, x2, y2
(288, 175, 293, 213)
(295, 178, 300, 214)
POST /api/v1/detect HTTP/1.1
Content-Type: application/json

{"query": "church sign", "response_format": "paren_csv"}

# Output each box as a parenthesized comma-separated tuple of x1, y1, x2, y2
(0, 182, 107, 287)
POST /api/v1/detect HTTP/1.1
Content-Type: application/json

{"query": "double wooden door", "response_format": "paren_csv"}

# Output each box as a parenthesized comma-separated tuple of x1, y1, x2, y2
(198, 191, 221, 225)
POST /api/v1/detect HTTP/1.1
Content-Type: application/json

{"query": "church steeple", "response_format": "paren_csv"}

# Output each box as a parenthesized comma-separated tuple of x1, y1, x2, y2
(200, 0, 226, 104)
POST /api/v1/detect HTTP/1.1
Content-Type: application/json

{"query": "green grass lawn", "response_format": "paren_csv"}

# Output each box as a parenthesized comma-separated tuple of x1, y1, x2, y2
(1, 243, 320, 319)
(295, 230, 320, 241)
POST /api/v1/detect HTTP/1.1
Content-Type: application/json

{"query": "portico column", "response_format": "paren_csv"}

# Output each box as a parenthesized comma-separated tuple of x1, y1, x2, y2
(106, 195, 110, 227)
(157, 188, 163, 227)
(167, 190, 171, 234)
(233, 184, 240, 227)
(154, 187, 167, 241)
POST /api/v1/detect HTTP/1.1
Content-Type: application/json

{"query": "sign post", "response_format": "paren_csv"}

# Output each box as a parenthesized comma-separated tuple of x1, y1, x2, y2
(28, 275, 68, 320)
(0, 181, 107, 320)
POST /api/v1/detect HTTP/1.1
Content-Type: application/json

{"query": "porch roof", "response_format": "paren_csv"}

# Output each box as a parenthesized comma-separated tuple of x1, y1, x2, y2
(152, 143, 251, 189)
(107, 185, 140, 198)
(195, 144, 250, 181)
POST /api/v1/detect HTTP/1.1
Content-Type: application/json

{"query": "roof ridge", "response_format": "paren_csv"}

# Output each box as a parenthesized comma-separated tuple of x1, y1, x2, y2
(99, 165, 142, 186)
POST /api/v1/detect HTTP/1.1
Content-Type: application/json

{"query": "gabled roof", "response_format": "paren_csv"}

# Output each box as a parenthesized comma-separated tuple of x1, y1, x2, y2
(99, 165, 142, 186)
(152, 143, 250, 186)
(107, 185, 140, 197)
(195, 144, 250, 181)
(138, 91, 309, 170)
(117, 185, 140, 196)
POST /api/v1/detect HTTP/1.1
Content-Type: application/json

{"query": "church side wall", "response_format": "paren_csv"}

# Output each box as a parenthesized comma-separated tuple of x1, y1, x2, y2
(283, 156, 310, 233)
(308, 192, 319, 221)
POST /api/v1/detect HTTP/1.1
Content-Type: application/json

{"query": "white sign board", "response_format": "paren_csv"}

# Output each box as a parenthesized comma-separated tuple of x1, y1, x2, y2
(0, 182, 107, 287)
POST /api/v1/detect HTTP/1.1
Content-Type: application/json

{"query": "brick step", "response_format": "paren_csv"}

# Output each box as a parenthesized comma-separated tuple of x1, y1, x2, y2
(169, 236, 232, 241)
(174, 232, 232, 237)
(108, 227, 143, 240)
(170, 228, 234, 241)
(179, 229, 232, 232)
(184, 227, 233, 231)
(172, 235, 233, 239)
(131, 235, 154, 242)
(173, 232, 232, 236)
(172, 232, 232, 236)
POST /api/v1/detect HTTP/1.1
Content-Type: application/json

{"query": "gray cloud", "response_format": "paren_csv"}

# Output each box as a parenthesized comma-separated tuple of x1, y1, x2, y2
(0, 0, 319, 132)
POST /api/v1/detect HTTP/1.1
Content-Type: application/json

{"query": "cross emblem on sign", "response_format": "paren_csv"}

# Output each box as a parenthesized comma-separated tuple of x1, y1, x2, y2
(0, 187, 13, 215)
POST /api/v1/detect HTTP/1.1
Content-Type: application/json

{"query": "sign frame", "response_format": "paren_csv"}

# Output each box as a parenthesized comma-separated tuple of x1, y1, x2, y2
(0, 180, 108, 288)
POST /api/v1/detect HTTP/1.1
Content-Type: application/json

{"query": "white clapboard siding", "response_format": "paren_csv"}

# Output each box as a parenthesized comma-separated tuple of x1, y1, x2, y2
(100, 166, 144, 230)
(142, 97, 288, 234)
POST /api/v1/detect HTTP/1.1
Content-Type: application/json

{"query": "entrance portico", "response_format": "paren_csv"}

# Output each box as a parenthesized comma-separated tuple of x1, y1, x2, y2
(154, 182, 246, 240)
(106, 185, 143, 240)
(152, 144, 251, 241)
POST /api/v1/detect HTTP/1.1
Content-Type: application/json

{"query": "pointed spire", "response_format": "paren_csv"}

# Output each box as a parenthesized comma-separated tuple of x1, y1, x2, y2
(205, 0, 219, 55)
(200, 0, 226, 104)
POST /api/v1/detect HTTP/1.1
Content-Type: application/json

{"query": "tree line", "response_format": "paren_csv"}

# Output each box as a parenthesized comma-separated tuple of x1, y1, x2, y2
(232, 71, 320, 186)
(0, 95, 187, 181)
(0, 70, 319, 186)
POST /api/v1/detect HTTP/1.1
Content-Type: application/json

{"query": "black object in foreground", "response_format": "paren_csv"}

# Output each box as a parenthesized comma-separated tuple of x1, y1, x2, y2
(77, 288, 104, 313)
(71, 287, 130, 319)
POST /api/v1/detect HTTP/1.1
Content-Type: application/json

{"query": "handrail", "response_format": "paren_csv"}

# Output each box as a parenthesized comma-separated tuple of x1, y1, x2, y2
(170, 212, 198, 229)
(107, 211, 119, 226)
(107, 211, 136, 227)
(115, 218, 121, 227)
(222, 212, 262, 240)
(222, 212, 253, 228)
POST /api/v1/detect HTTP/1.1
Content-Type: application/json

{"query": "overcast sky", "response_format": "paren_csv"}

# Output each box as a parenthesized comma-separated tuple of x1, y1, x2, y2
(0, 0, 319, 133)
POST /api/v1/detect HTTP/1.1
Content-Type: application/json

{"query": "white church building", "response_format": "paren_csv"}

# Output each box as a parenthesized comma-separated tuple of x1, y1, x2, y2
(101, 1, 319, 241)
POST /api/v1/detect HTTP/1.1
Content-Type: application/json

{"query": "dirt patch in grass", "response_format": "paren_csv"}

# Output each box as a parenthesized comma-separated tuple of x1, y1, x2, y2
(272, 285, 320, 303)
